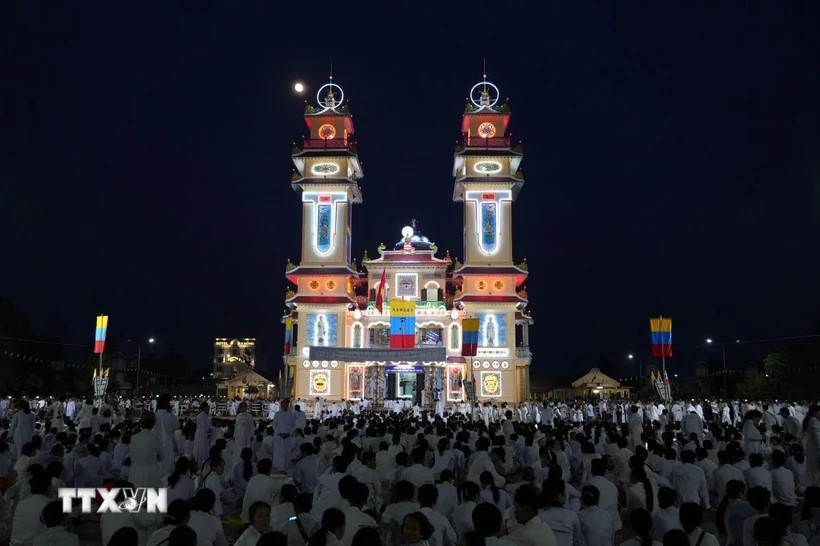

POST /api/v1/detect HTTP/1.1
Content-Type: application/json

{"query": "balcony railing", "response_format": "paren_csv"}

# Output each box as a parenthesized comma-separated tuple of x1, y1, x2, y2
(366, 300, 446, 311)
(461, 136, 511, 148)
(302, 138, 355, 150)
(516, 346, 532, 357)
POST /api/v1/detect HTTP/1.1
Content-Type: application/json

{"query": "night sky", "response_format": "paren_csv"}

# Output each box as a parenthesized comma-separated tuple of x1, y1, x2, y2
(3, 3, 819, 380)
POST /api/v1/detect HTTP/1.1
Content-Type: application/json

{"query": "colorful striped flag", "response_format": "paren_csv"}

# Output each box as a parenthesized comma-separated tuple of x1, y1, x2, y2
(649, 317, 672, 358)
(375, 269, 387, 314)
(389, 299, 416, 348)
(461, 318, 479, 357)
(94, 315, 109, 354)
(283, 317, 293, 355)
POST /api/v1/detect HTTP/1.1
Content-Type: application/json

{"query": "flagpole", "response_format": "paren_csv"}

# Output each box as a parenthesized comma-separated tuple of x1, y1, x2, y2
(97, 351, 104, 408)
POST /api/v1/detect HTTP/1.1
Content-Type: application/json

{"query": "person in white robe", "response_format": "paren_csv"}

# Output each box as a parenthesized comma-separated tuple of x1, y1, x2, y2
(129, 411, 164, 488)
(578, 485, 616, 546)
(313, 398, 323, 420)
(153, 394, 179, 476)
(271, 399, 298, 470)
(233, 402, 255, 468)
(742, 411, 764, 456)
(194, 403, 212, 468)
(803, 404, 820, 487)
(9, 400, 35, 457)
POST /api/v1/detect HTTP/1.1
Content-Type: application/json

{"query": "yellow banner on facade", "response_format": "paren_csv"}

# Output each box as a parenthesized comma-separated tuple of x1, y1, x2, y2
(390, 299, 416, 317)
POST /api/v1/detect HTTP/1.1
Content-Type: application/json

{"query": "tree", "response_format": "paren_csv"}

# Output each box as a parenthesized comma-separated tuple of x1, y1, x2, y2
(736, 338, 820, 400)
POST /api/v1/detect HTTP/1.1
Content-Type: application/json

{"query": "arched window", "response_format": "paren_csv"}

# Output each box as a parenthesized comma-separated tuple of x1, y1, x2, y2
(369, 324, 390, 347)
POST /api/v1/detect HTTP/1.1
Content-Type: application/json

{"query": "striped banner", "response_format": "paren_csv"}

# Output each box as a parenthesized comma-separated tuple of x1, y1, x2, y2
(649, 317, 672, 358)
(461, 318, 479, 357)
(389, 300, 416, 348)
(283, 317, 293, 355)
(94, 315, 109, 354)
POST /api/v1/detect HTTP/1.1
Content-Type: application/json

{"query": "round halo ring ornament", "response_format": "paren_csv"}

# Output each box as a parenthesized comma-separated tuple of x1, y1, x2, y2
(469, 81, 500, 108)
(317, 83, 345, 109)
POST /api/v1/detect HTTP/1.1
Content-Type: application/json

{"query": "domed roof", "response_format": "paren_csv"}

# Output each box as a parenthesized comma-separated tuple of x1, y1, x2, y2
(393, 221, 435, 251)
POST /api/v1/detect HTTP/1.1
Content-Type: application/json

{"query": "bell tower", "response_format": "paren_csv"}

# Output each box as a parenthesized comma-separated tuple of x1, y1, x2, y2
(451, 75, 532, 401)
(291, 78, 363, 266)
(283, 77, 362, 396)
(452, 76, 524, 265)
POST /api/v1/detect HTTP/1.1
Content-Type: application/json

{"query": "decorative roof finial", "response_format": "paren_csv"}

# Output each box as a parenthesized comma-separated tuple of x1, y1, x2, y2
(411, 218, 417, 230)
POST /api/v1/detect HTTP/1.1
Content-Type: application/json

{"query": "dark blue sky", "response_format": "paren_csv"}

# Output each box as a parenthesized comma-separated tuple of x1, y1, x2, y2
(2, 3, 819, 378)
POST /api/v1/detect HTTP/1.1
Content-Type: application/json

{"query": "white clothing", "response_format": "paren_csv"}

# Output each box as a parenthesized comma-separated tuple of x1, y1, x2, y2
(10, 494, 50, 546)
(688, 527, 720, 546)
(538, 506, 585, 546)
(241, 474, 277, 522)
(128, 428, 165, 488)
(652, 507, 682, 543)
(670, 463, 709, 507)
(152, 409, 179, 476)
(419, 506, 457, 546)
(233, 412, 255, 467)
(578, 506, 615, 546)
(584, 476, 621, 531)
(187, 510, 228, 546)
(234, 525, 263, 546)
(505, 515, 559, 546)
(32, 526, 79, 546)
(772, 466, 798, 506)
(276, 513, 320, 546)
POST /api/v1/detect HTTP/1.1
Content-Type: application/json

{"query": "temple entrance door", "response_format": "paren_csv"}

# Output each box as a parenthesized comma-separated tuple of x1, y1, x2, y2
(385, 372, 396, 400)
(385, 367, 426, 406)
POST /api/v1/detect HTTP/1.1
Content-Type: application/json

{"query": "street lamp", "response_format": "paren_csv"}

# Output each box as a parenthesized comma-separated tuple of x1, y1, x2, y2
(706, 338, 728, 396)
(627, 354, 639, 398)
(134, 337, 156, 398)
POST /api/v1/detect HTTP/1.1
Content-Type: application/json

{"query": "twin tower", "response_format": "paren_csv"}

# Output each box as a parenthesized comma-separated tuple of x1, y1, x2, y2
(282, 77, 533, 405)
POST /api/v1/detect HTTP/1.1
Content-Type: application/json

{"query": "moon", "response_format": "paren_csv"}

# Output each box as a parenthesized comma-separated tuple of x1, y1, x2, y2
(294, 82, 304, 93)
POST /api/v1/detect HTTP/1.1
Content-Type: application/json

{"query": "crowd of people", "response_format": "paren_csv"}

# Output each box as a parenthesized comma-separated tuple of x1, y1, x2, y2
(0, 393, 819, 546)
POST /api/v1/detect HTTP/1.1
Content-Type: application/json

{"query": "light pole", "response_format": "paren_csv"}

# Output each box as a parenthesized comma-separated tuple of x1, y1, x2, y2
(628, 353, 637, 398)
(134, 337, 156, 398)
(706, 338, 730, 397)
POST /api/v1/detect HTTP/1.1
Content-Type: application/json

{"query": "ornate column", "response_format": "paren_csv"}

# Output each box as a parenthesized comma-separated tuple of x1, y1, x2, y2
(423, 365, 433, 407)
(375, 364, 385, 408)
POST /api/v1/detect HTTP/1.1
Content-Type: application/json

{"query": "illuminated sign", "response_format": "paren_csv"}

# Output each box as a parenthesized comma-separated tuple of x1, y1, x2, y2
(303, 192, 347, 256)
(311, 163, 340, 176)
(465, 190, 512, 255)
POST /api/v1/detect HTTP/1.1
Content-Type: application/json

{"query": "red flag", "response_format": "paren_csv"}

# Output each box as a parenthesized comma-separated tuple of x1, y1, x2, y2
(375, 269, 386, 313)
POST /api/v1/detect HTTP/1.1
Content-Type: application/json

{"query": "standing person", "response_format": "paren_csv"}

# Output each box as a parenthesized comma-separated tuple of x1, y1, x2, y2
(272, 399, 297, 470)
(233, 402, 254, 468)
(9, 400, 35, 457)
(742, 410, 764, 456)
(153, 394, 180, 476)
(129, 411, 164, 488)
(75, 398, 94, 434)
(803, 405, 820, 487)
(194, 402, 212, 468)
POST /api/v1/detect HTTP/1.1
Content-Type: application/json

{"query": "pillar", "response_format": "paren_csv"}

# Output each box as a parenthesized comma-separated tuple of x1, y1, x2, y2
(374, 365, 385, 407)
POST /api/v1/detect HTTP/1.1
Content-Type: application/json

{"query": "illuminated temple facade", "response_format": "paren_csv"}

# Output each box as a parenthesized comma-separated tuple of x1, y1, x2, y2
(282, 78, 533, 405)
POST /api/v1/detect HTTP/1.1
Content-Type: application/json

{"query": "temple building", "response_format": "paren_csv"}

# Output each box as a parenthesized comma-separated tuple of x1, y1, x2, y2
(281, 76, 533, 405)
(213, 337, 256, 396)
